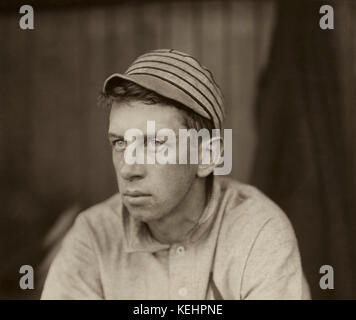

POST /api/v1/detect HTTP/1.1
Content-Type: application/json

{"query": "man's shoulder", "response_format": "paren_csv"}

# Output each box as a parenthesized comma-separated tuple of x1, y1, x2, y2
(78, 193, 123, 223)
(213, 177, 307, 300)
(70, 193, 125, 246)
(216, 176, 296, 244)
(217, 176, 287, 219)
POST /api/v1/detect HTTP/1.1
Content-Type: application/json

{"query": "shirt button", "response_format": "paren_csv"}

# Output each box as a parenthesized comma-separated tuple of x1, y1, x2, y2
(178, 287, 188, 297)
(177, 246, 185, 256)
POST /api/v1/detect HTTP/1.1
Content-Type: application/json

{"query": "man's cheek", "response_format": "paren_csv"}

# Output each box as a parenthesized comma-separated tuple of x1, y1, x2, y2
(112, 153, 123, 172)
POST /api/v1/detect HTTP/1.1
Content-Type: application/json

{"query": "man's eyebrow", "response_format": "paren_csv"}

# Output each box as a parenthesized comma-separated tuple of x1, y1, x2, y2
(108, 133, 123, 139)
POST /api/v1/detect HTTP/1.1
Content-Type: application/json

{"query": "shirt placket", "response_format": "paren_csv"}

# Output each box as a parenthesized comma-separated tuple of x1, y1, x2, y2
(168, 242, 196, 299)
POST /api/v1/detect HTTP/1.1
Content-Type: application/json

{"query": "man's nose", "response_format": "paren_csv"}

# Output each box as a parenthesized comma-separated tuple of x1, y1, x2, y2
(119, 162, 146, 181)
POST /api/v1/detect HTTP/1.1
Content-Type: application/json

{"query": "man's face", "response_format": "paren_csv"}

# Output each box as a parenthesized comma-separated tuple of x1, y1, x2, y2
(108, 100, 198, 222)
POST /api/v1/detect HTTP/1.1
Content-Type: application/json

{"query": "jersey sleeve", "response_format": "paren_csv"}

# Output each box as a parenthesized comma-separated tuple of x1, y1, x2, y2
(240, 217, 310, 300)
(41, 214, 104, 300)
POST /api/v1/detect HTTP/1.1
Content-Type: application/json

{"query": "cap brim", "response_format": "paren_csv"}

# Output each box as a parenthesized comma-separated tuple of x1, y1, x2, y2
(102, 73, 215, 127)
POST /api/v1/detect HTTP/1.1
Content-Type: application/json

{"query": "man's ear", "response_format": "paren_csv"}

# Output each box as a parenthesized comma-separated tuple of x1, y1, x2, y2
(197, 136, 223, 178)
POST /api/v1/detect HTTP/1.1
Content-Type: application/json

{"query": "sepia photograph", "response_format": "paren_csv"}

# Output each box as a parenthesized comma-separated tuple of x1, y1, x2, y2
(0, 0, 355, 303)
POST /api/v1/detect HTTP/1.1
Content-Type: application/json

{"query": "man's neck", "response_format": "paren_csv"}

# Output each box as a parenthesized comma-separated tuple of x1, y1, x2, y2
(147, 178, 208, 245)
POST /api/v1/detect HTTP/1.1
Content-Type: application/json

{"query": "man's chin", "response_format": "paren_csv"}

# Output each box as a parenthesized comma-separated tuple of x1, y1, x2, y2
(125, 205, 163, 222)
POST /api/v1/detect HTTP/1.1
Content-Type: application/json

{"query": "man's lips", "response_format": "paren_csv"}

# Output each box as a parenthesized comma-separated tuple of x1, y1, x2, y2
(123, 190, 151, 197)
(122, 191, 152, 205)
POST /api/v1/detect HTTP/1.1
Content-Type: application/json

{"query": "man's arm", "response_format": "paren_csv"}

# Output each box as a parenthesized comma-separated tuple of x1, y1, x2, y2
(41, 215, 103, 300)
(239, 217, 310, 300)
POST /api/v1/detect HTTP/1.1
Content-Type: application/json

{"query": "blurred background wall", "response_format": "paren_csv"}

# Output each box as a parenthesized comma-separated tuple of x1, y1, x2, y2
(0, 0, 355, 299)
(251, 0, 356, 299)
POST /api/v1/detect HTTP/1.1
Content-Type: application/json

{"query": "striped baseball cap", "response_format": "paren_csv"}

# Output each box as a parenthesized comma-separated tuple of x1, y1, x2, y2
(103, 49, 225, 129)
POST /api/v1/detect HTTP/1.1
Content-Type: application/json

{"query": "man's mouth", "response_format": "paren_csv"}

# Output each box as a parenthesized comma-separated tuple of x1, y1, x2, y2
(123, 190, 151, 197)
(123, 190, 152, 205)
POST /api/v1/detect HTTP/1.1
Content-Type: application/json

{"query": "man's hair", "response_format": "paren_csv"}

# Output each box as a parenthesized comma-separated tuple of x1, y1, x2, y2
(99, 80, 215, 131)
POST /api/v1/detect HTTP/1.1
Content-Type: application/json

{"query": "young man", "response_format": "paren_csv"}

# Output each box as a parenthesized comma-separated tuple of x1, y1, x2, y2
(42, 49, 310, 299)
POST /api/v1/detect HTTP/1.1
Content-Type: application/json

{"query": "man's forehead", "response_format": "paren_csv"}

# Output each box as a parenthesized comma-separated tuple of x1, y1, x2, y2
(108, 100, 186, 134)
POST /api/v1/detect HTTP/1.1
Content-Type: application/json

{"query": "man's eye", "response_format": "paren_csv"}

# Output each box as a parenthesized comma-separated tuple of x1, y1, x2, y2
(112, 139, 127, 151)
(146, 138, 165, 148)
(155, 139, 165, 146)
